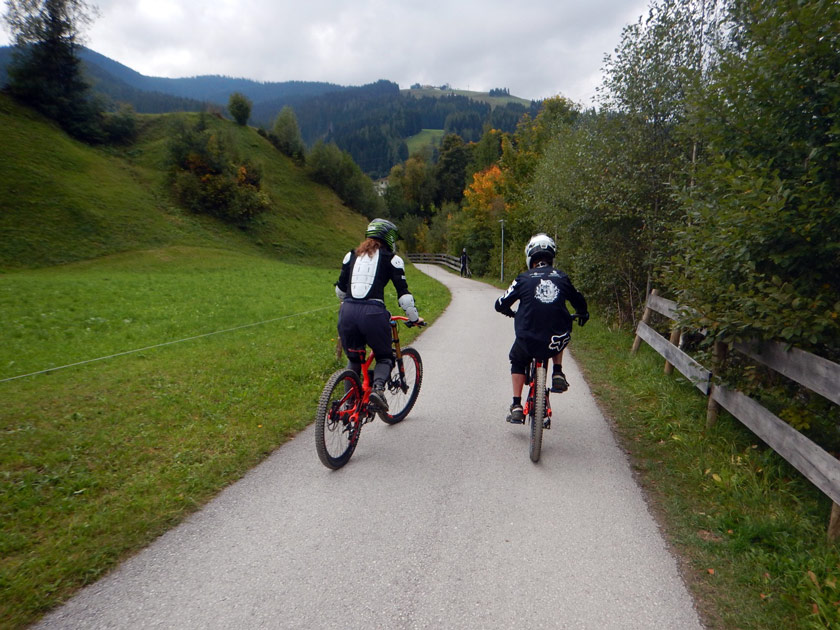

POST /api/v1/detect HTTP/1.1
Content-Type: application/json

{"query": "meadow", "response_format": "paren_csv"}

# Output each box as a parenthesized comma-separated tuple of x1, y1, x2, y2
(405, 128, 446, 156)
(0, 247, 450, 628)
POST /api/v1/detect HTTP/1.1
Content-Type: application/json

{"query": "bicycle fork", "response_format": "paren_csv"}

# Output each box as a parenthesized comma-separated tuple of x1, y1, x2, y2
(388, 320, 409, 394)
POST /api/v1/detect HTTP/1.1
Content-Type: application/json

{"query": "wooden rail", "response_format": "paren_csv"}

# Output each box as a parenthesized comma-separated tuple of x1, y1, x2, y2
(632, 290, 840, 539)
(406, 253, 461, 273)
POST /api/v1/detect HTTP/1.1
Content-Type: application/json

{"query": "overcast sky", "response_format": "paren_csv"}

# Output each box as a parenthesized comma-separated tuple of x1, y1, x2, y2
(2, 0, 652, 105)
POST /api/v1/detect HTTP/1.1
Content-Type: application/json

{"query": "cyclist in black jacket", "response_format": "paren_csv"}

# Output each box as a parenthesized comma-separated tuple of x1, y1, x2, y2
(495, 233, 588, 423)
(335, 218, 423, 412)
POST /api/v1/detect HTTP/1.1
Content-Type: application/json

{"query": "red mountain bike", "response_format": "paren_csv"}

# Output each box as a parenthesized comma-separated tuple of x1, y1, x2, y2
(315, 316, 425, 469)
(523, 357, 551, 463)
(522, 313, 582, 463)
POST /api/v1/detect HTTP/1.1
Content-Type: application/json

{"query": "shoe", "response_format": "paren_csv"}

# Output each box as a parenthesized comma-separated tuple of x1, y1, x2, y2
(369, 387, 389, 412)
(551, 371, 569, 393)
(506, 404, 524, 424)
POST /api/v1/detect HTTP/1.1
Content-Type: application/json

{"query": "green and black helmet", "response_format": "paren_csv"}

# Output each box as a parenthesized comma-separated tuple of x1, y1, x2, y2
(365, 218, 399, 252)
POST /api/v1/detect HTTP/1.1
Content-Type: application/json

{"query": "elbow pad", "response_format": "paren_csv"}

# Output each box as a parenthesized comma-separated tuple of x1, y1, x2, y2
(335, 285, 347, 301)
(398, 293, 419, 322)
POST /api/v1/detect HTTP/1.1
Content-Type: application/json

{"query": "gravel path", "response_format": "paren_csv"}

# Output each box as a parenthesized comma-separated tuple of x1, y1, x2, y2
(35, 264, 704, 630)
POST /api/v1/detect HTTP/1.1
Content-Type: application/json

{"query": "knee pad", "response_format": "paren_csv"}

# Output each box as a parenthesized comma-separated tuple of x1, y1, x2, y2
(345, 347, 366, 364)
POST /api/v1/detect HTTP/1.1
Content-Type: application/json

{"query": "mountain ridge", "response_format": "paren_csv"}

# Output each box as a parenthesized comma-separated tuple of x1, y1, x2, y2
(1, 45, 540, 177)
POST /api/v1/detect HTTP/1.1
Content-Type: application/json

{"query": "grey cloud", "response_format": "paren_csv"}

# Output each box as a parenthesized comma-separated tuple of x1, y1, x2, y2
(2, 0, 650, 103)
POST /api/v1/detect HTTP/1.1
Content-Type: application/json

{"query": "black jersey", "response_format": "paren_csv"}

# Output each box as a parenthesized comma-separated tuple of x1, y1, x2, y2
(336, 248, 411, 302)
(495, 264, 587, 360)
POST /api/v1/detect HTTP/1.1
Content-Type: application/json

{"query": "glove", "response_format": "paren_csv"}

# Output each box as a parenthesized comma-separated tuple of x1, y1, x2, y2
(577, 312, 589, 327)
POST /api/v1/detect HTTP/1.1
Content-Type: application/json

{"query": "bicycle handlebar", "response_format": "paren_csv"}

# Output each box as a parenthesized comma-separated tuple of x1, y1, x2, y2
(391, 316, 427, 328)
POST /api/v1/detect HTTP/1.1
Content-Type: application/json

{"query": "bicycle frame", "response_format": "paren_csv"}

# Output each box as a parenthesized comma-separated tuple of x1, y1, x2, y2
(349, 315, 412, 424)
(523, 359, 552, 426)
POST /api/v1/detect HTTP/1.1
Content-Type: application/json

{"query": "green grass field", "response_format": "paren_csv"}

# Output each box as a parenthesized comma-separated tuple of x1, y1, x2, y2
(405, 128, 446, 156)
(0, 247, 450, 628)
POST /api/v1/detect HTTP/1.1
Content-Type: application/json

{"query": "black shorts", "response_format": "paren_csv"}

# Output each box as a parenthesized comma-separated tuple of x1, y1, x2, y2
(338, 300, 393, 365)
(508, 332, 571, 374)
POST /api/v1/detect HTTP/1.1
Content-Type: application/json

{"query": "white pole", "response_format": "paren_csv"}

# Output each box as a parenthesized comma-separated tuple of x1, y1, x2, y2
(499, 219, 505, 283)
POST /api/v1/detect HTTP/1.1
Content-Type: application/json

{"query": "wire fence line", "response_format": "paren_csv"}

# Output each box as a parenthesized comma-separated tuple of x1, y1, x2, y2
(1, 304, 338, 384)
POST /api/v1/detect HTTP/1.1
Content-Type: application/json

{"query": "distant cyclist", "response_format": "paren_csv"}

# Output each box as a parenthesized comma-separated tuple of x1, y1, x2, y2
(460, 248, 471, 277)
(335, 218, 423, 412)
(494, 233, 588, 424)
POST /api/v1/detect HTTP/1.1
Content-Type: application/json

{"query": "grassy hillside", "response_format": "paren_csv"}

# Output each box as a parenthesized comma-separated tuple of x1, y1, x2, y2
(405, 128, 446, 155)
(0, 93, 368, 271)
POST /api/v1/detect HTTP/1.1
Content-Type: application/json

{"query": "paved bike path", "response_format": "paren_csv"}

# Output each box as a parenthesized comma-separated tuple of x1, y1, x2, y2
(36, 264, 703, 629)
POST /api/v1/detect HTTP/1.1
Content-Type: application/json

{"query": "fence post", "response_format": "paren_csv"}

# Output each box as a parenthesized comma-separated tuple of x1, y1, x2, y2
(829, 503, 840, 543)
(705, 340, 729, 430)
(664, 327, 681, 375)
(631, 289, 657, 355)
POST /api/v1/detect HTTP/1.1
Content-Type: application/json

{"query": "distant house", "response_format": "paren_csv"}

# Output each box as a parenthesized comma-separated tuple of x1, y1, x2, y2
(374, 180, 389, 196)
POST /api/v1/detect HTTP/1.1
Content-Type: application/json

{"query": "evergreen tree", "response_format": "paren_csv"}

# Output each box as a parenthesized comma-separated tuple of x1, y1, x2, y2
(3, 0, 103, 140)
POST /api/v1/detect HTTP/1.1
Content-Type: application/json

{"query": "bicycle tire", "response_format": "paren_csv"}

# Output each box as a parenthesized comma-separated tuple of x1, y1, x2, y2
(381, 347, 423, 424)
(529, 364, 546, 463)
(315, 369, 362, 469)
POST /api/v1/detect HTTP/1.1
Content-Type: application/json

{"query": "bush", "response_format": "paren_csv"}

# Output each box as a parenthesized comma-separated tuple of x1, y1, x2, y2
(167, 114, 270, 222)
(227, 92, 251, 126)
(102, 103, 137, 144)
(272, 106, 306, 163)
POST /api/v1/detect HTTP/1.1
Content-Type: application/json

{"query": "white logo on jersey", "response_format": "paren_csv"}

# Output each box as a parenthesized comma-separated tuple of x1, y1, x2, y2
(535, 279, 559, 304)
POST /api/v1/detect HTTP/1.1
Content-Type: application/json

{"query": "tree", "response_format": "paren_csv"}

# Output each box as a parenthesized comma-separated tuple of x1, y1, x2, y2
(272, 105, 305, 162)
(228, 92, 251, 126)
(3, 0, 103, 140)
(306, 140, 385, 217)
(666, 0, 840, 355)
(434, 134, 470, 206)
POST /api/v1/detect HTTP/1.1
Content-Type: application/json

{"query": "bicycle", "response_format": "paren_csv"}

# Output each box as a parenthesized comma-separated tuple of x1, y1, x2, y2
(315, 316, 425, 469)
(521, 313, 582, 463)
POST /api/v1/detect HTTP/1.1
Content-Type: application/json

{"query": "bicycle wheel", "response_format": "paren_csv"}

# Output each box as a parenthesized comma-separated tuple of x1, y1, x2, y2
(529, 364, 546, 463)
(381, 347, 423, 424)
(315, 369, 362, 469)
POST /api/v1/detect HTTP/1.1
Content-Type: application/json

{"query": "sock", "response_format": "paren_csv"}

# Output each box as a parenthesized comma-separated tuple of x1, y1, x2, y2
(513, 396, 522, 406)
(553, 365, 564, 375)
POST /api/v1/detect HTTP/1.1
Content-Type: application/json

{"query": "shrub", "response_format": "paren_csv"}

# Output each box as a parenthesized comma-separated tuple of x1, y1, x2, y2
(167, 115, 270, 222)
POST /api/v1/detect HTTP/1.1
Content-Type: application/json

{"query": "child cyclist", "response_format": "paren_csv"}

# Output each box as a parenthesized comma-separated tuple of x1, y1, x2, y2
(494, 234, 588, 423)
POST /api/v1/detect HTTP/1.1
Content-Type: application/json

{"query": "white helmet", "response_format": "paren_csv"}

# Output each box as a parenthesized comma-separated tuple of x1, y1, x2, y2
(525, 233, 556, 269)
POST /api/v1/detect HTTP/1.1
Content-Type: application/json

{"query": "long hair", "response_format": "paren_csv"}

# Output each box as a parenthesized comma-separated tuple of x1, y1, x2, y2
(356, 237, 381, 257)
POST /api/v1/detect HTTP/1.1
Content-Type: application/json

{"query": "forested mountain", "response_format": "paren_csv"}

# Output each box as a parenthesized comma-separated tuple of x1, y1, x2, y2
(0, 46, 539, 177)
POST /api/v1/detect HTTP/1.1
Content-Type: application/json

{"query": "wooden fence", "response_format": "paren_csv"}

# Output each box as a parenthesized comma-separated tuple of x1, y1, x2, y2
(632, 290, 840, 539)
(406, 253, 461, 273)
